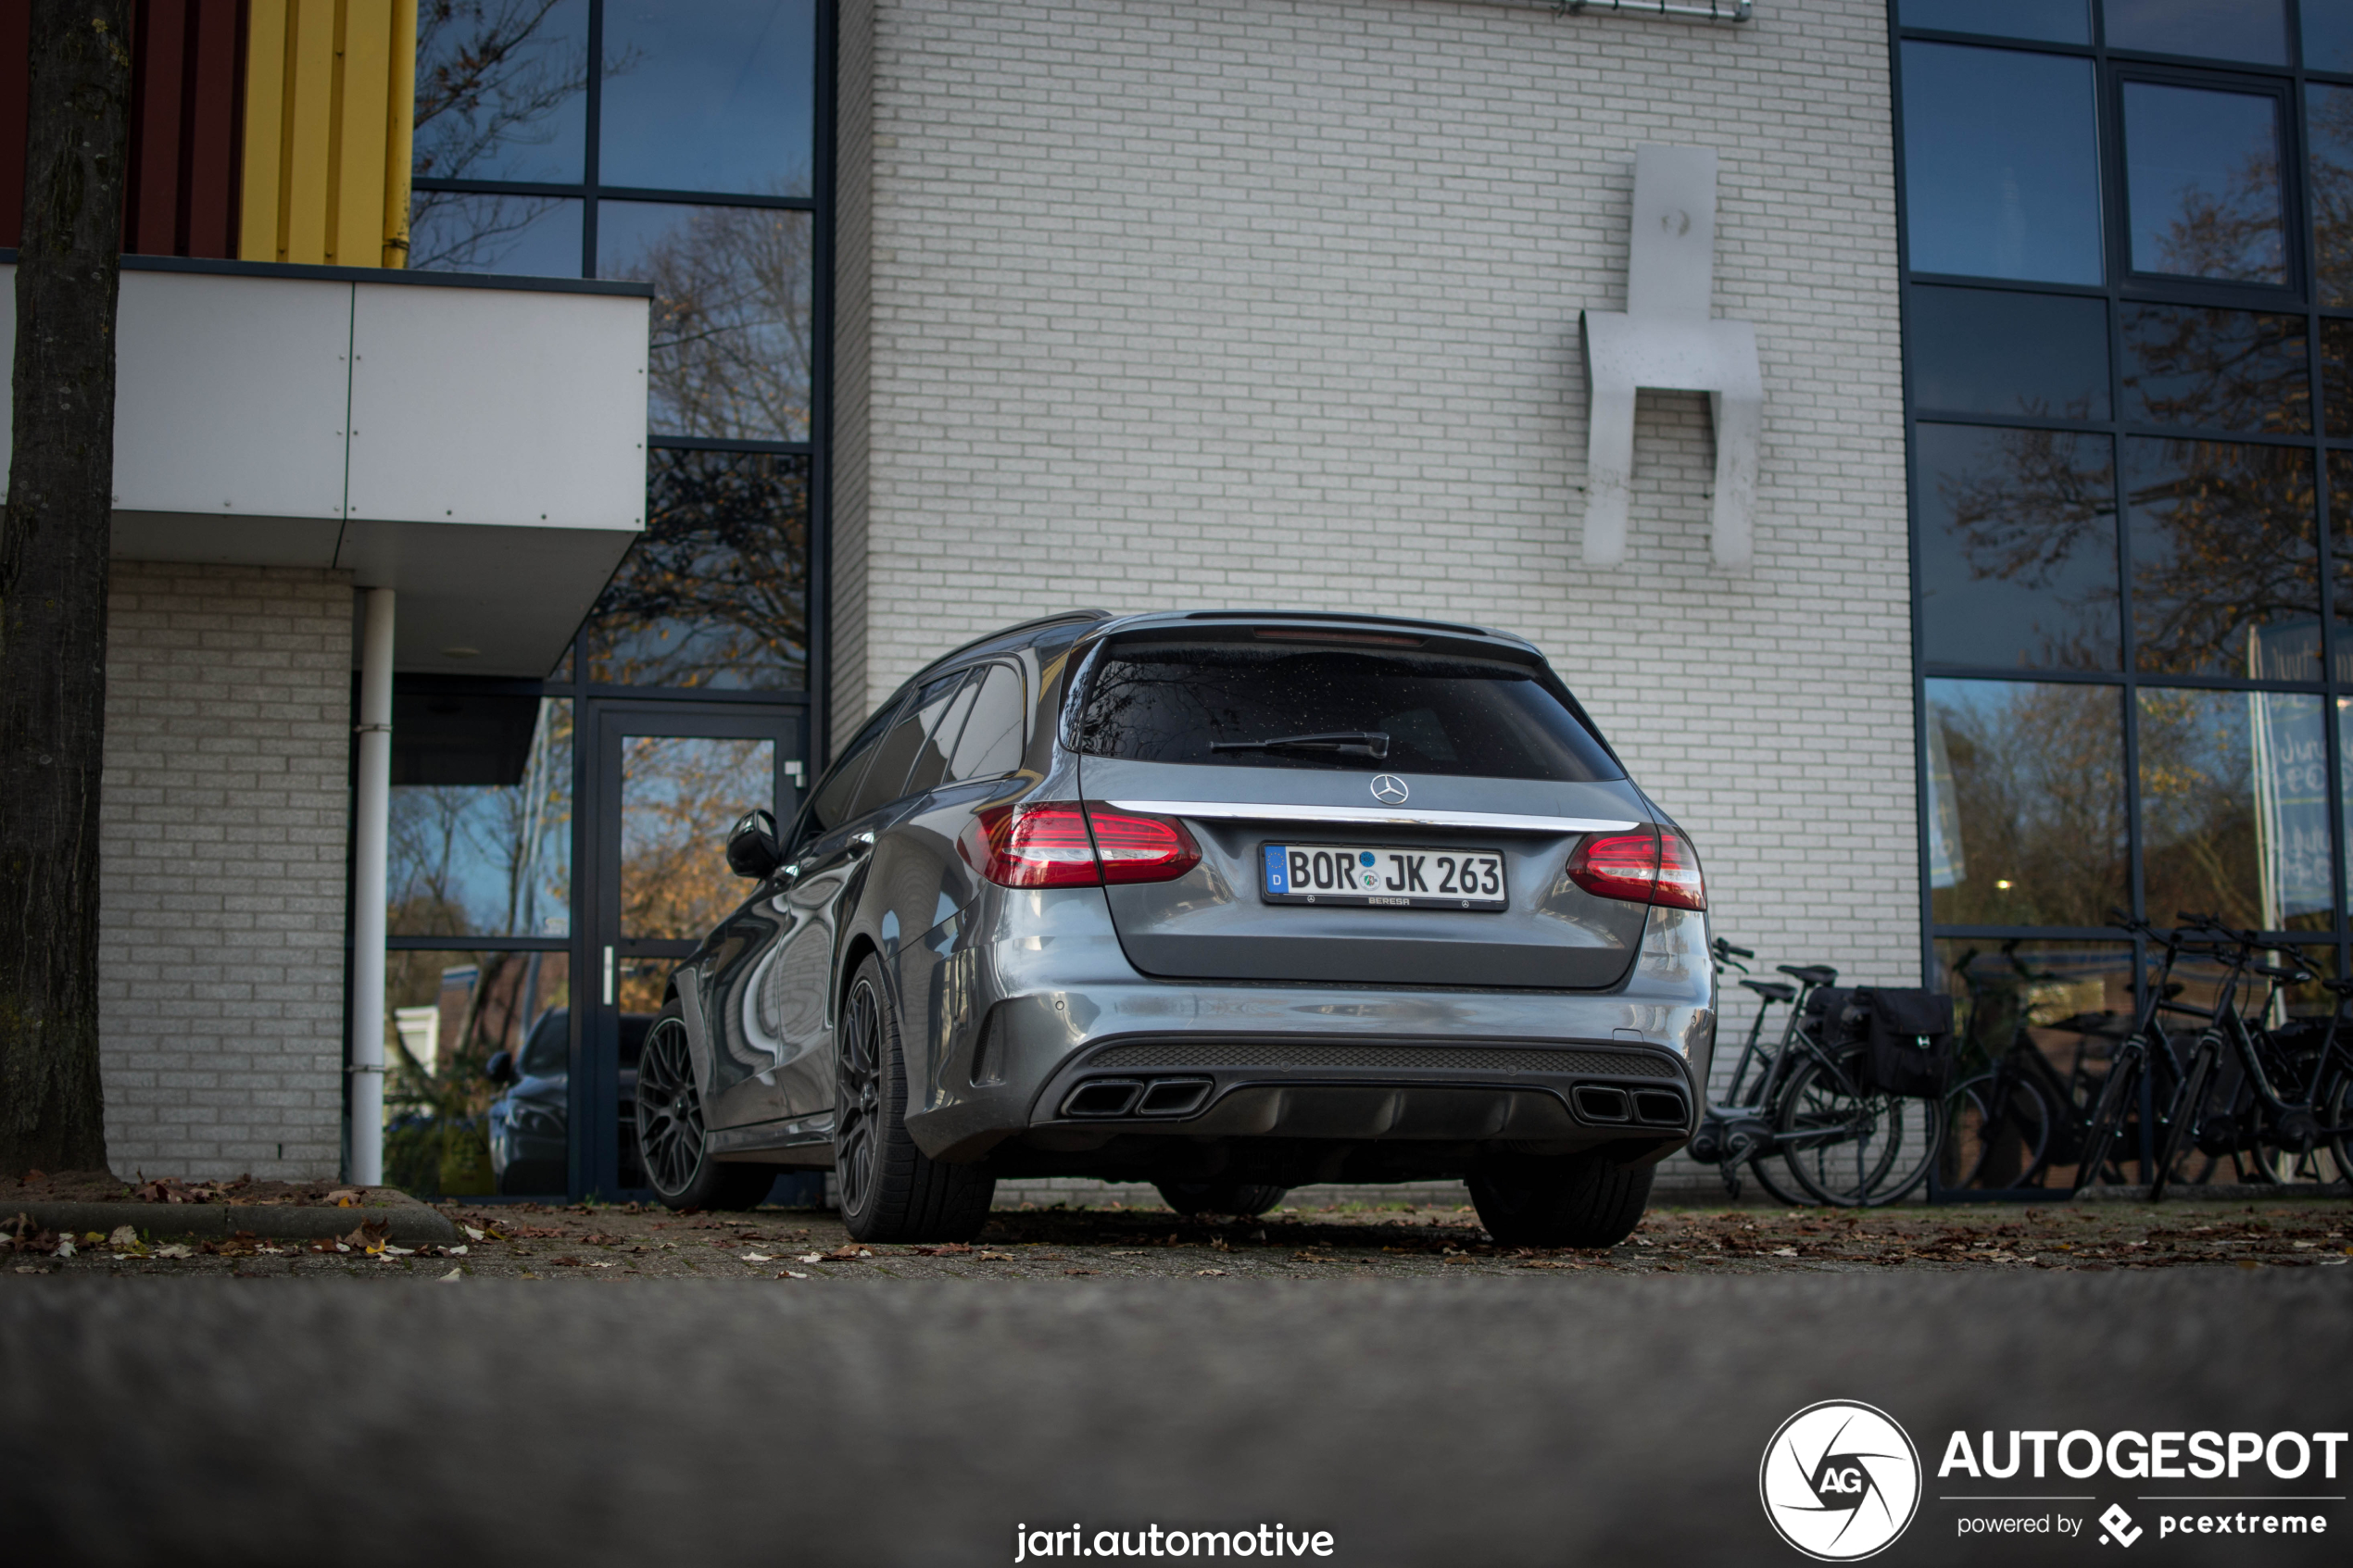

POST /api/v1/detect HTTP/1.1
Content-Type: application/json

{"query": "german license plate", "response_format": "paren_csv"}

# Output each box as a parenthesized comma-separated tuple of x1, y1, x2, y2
(1261, 845, 1506, 909)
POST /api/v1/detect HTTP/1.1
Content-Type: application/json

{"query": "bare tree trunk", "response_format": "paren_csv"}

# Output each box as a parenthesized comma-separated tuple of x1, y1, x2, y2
(0, 0, 132, 1173)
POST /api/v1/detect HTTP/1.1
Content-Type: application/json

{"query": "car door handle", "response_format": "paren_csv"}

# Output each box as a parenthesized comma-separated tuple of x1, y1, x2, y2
(848, 832, 875, 857)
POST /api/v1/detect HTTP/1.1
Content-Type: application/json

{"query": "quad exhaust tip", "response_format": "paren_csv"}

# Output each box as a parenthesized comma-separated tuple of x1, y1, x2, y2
(1063, 1077, 1214, 1120)
(1571, 1084, 1688, 1128)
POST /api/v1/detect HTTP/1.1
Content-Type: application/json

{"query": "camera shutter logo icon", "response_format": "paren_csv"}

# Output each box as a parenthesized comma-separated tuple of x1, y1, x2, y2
(1759, 1400, 1922, 1561)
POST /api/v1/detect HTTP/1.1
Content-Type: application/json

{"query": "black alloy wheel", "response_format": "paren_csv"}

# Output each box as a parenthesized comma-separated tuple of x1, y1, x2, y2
(637, 1002, 772, 1210)
(833, 955, 995, 1243)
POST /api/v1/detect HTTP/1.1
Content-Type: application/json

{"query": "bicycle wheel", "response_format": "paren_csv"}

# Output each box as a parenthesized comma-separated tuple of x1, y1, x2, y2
(1943, 1071, 2055, 1190)
(2149, 1039, 2217, 1202)
(2322, 1065, 2353, 1187)
(1775, 1054, 1941, 1207)
(2071, 1045, 2144, 1192)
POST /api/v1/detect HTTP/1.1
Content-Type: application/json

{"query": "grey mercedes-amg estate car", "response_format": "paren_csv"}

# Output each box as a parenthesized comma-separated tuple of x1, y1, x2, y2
(636, 609, 1714, 1247)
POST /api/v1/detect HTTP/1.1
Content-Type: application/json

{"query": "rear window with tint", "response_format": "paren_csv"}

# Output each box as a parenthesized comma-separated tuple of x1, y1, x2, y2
(1071, 641, 1622, 782)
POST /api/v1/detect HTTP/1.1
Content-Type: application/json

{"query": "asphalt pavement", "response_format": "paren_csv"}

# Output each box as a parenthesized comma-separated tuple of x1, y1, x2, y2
(3, 1268, 2347, 1566)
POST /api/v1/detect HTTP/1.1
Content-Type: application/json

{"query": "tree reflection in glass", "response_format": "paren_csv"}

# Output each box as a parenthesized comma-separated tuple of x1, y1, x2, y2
(2307, 85, 2353, 308)
(620, 736, 775, 943)
(584, 451, 809, 688)
(388, 697, 573, 936)
(409, 1, 599, 270)
(598, 198, 813, 442)
(2120, 306, 2308, 434)
(2138, 688, 2330, 933)
(1926, 680, 2129, 926)
(2123, 82, 2284, 285)
(1918, 424, 2119, 671)
(2124, 438, 2318, 679)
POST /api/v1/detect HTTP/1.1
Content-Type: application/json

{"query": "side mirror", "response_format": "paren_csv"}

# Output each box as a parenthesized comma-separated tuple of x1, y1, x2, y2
(725, 809, 784, 879)
(484, 1050, 518, 1086)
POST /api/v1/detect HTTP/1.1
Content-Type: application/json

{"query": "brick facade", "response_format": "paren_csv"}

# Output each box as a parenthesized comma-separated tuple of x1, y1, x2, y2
(835, 0, 1919, 1045)
(98, 562, 352, 1180)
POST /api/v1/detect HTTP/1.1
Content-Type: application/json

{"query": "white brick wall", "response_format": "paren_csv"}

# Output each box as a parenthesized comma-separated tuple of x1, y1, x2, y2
(837, 0, 1920, 1015)
(98, 562, 353, 1180)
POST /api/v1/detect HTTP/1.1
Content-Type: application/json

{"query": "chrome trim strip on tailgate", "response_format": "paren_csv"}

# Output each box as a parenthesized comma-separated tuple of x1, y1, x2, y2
(1106, 800, 1640, 834)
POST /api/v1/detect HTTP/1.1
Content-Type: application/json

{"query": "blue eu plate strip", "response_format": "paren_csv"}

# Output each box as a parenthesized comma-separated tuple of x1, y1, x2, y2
(1264, 844, 1289, 895)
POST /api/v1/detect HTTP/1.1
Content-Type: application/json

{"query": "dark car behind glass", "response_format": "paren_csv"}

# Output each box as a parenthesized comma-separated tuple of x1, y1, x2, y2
(486, 1008, 651, 1195)
(635, 610, 1714, 1248)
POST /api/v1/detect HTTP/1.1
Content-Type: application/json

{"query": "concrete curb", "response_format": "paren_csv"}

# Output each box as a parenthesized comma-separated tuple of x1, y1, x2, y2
(6, 1193, 459, 1245)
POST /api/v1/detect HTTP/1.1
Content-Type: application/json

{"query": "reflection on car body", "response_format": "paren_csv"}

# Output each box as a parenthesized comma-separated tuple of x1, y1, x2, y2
(636, 610, 1715, 1248)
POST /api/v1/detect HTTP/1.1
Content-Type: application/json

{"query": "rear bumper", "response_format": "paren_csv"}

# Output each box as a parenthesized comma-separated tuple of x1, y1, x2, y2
(901, 904, 1714, 1173)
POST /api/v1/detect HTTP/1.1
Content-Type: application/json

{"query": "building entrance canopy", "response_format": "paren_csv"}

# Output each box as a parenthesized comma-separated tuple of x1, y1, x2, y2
(0, 257, 652, 679)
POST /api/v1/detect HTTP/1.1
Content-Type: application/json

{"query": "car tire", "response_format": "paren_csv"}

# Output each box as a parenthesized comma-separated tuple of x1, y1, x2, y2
(636, 1002, 774, 1211)
(1466, 1150, 1654, 1248)
(835, 955, 996, 1243)
(1153, 1180, 1290, 1218)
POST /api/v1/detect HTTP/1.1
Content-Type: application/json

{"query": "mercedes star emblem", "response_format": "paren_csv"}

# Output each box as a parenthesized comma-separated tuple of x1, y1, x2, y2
(1370, 775, 1410, 805)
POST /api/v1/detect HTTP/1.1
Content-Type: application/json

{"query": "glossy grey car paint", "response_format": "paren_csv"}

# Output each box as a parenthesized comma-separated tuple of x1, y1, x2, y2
(665, 610, 1715, 1191)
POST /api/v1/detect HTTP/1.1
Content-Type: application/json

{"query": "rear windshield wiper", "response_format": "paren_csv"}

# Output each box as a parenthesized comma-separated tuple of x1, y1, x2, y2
(1208, 730, 1390, 759)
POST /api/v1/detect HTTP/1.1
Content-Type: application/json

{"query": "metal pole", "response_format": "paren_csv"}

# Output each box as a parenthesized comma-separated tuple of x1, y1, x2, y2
(349, 588, 396, 1186)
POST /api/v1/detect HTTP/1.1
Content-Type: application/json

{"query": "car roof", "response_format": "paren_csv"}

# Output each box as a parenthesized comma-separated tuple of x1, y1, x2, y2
(910, 608, 1544, 683)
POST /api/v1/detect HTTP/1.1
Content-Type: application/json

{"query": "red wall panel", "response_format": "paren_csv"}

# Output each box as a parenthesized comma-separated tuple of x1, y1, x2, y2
(0, 2, 30, 252)
(3, 0, 244, 259)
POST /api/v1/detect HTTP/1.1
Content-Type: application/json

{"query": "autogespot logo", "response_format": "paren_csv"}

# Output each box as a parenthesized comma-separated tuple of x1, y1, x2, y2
(1760, 1400, 1924, 1561)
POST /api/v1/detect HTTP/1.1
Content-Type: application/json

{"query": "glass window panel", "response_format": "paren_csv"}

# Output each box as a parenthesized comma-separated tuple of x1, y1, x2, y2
(599, 0, 816, 195)
(1900, 43, 2103, 284)
(796, 699, 903, 851)
(2308, 3, 2353, 70)
(385, 949, 572, 1198)
(1899, 0, 2090, 43)
(949, 666, 1029, 782)
(854, 672, 970, 817)
(900, 671, 978, 800)
(407, 193, 583, 277)
(584, 451, 809, 688)
(2120, 305, 2308, 433)
(2324, 318, 2353, 433)
(1925, 679, 2130, 924)
(412, 0, 590, 182)
(2324, 454, 2353, 680)
(2138, 688, 2331, 932)
(621, 736, 775, 940)
(2124, 436, 2318, 676)
(2308, 86, 2353, 307)
(388, 696, 572, 937)
(1934, 939, 2134, 1191)
(2104, 0, 2288, 62)
(1908, 287, 2110, 419)
(1916, 423, 2120, 671)
(597, 201, 812, 441)
(2122, 82, 2285, 284)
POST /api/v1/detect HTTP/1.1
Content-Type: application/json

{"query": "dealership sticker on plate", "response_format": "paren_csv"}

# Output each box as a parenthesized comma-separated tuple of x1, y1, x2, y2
(1261, 845, 1505, 910)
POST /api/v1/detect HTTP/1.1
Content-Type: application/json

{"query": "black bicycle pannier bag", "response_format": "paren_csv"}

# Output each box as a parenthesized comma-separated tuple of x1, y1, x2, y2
(1856, 987, 1952, 1098)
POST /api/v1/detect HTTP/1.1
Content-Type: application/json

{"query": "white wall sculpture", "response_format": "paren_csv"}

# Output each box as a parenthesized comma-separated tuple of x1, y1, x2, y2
(1579, 144, 1762, 569)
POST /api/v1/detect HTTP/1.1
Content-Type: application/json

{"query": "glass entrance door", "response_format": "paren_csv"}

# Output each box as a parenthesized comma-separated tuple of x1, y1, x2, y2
(576, 703, 805, 1197)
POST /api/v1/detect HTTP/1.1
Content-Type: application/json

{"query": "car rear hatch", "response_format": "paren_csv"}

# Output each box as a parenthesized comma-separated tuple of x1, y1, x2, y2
(1067, 621, 1668, 990)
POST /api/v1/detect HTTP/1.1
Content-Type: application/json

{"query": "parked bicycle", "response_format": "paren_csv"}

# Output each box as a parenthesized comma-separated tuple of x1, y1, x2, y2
(2149, 917, 2353, 1198)
(1692, 938, 1947, 1207)
(1944, 910, 2353, 1198)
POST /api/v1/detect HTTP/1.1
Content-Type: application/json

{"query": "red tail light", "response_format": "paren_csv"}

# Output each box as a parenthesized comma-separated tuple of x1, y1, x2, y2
(1084, 804, 1203, 884)
(960, 802, 1202, 888)
(1566, 826, 1706, 911)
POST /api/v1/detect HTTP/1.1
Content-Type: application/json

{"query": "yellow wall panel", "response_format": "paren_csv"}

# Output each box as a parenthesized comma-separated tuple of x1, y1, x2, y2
(238, 0, 417, 269)
(335, 5, 391, 269)
(238, 0, 289, 263)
